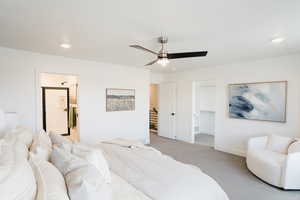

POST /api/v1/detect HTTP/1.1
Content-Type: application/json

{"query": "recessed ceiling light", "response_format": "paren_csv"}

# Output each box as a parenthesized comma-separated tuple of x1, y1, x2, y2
(60, 43, 71, 49)
(271, 37, 285, 44)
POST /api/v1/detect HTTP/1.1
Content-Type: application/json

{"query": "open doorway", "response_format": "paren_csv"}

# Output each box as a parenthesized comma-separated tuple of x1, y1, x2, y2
(193, 81, 216, 147)
(149, 84, 159, 135)
(40, 73, 79, 142)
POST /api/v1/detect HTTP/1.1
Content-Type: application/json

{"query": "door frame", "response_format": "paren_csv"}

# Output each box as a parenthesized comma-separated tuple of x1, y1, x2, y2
(35, 71, 81, 140)
(192, 80, 217, 145)
(42, 87, 70, 136)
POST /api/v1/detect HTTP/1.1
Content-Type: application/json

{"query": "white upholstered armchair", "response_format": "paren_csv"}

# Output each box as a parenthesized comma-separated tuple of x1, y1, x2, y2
(246, 135, 300, 190)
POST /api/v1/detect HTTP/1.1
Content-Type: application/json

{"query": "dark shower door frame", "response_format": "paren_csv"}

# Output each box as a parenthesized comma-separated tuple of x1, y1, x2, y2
(42, 87, 70, 136)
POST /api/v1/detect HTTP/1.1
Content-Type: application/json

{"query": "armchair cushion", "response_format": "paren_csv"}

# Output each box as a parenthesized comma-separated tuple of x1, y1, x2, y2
(288, 141, 300, 154)
(266, 135, 294, 154)
(247, 150, 286, 187)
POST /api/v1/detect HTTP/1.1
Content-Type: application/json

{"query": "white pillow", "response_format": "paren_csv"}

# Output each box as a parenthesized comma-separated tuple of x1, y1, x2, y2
(29, 154, 70, 200)
(12, 126, 34, 148)
(49, 132, 72, 150)
(5, 113, 18, 132)
(0, 109, 5, 135)
(30, 130, 52, 161)
(2, 132, 29, 158)
(266, 135, 294, 154)
(0, 140, 36, 200)
(51, 147, 112, 200)
(72, 143, 112, 183)
(288, 141, 300, 154)
(2, 131, 17, 145)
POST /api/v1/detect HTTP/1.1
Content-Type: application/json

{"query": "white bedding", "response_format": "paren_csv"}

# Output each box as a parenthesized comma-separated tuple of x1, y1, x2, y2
(111, 172, 152, 200)
(99, 140, 229, 200)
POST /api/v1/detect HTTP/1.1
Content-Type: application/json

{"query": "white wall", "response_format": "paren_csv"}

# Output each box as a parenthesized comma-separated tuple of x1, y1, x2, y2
(167, 54, 300, 156)
(150, 72, 166, 84)
(0, 47, 150, 144)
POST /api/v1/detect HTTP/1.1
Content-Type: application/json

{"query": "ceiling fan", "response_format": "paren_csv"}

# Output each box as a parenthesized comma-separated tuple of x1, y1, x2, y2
(130, 36, 208, 67)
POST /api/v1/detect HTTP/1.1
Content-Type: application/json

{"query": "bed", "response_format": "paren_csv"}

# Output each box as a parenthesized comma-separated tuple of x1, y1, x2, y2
(98, 139, 229, 200)
(111, 172, 152, 200)
(0, 109, 228, 200)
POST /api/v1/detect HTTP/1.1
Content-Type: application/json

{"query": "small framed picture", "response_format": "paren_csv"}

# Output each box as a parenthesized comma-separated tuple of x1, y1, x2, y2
(106, 88, 135, 112)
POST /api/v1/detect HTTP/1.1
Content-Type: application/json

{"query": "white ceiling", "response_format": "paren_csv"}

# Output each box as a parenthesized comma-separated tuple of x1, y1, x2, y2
(0, 0, 299, 72)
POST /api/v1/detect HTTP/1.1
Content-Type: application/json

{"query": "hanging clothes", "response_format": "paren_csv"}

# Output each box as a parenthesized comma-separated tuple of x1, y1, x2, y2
(69, 105, 77, 129)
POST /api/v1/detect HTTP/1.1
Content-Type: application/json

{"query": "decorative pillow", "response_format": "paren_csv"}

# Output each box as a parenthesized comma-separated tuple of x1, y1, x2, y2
(29, 154, 70, 200)
(49, 132, 72, 151)
(288, 141, 300, 154)
(30, 130, 52, 161)
(0, 140, 36, 200)
(72, 143, 111, 183)
(51, 147, 112, 200)
(266, 135, 294, 154)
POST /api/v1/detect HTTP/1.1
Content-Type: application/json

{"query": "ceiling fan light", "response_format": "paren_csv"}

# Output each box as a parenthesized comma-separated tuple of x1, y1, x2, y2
(157, 58, 169, 67)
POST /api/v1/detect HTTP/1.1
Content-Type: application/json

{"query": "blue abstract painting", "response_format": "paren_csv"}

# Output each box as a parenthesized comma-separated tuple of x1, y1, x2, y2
(229, 81, 287, 122)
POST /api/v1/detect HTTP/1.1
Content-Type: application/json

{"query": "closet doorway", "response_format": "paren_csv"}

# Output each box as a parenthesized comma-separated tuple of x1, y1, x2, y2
(40, 73, 79, 142)
(149, 84, 159, 135)
(193, 81, 216, 147)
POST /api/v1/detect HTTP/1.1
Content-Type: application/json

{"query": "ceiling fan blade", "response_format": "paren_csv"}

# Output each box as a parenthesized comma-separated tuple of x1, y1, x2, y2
(130, 45, 158, 55)
(167, 51, 208, 59)
(145, 59, 158, 66)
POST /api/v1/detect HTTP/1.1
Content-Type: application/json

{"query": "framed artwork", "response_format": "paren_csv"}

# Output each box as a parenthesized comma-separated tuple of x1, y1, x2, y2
(106, 88, 135, 112)
(228, 81, 287, 122)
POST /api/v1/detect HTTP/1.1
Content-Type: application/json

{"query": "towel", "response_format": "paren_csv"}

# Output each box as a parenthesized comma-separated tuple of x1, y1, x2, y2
(69, 106, 77, 128)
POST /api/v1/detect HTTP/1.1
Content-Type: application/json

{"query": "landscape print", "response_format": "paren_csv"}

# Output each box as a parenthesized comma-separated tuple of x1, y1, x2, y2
(106, 89, 135, 112)
(229, 81, 287, 122)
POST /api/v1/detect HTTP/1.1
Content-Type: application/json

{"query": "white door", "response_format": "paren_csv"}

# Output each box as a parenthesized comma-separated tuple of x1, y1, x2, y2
(158, 83, 176, 139)
(43, 88, 69, 135)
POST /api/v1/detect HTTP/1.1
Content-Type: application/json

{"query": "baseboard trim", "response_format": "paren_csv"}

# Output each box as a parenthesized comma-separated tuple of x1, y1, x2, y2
(215, 146, 246, 157)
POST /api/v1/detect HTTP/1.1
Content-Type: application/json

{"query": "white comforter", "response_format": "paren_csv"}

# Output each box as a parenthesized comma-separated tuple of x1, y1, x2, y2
(99, 139, 229, 200)
(111, 172, 152, 200)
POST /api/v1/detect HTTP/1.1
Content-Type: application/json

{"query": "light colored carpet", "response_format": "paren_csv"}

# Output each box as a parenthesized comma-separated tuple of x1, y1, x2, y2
(149, 134, 300, 200)
(195, 133, 214, 147)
